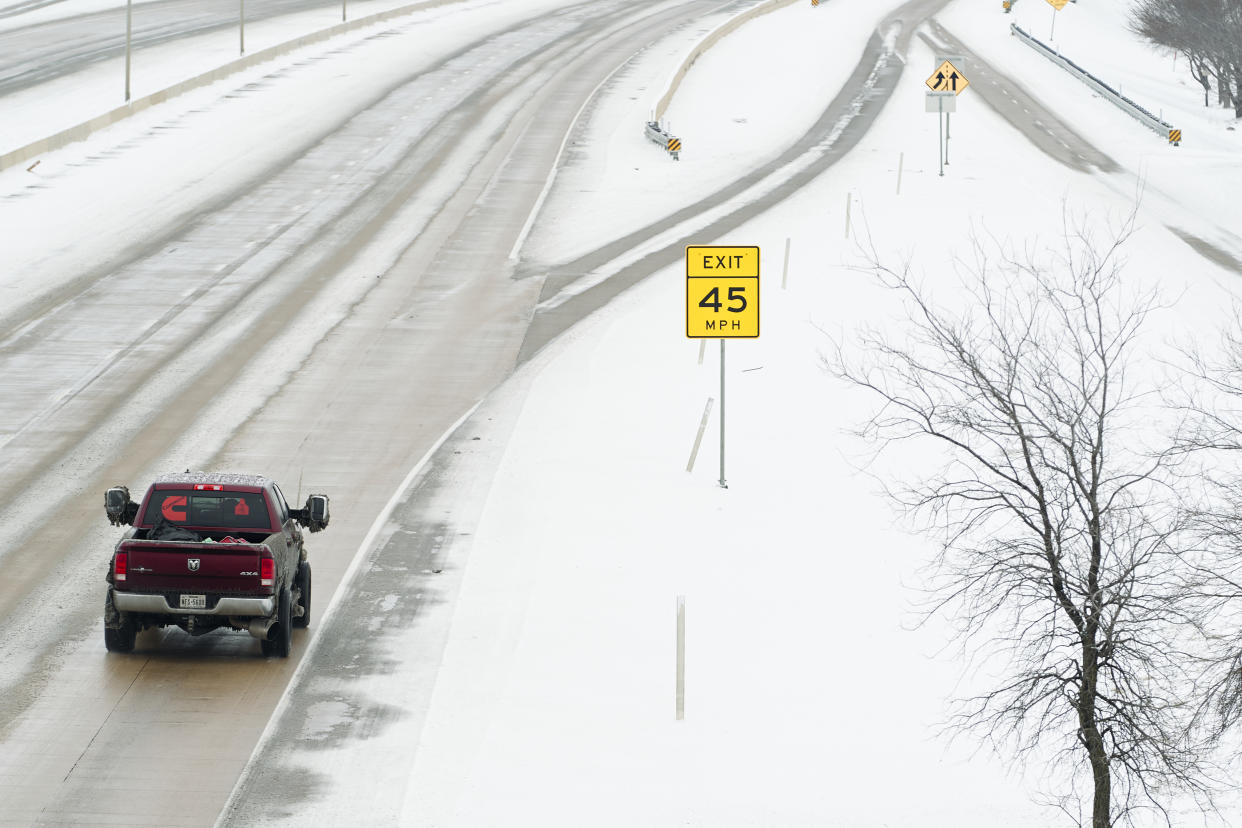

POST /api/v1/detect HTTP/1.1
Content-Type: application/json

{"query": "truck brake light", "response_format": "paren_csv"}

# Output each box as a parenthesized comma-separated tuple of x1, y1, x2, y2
(114, 552, 127, 582)
(260, 557, 275, 587)
(194, 483, 224, 491)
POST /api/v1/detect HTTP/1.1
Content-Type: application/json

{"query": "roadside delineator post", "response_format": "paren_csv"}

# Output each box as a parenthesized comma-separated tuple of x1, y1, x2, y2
(781, 237, 791, 289)
(676, 595, 686, 720)
(686, 398, 714, 473)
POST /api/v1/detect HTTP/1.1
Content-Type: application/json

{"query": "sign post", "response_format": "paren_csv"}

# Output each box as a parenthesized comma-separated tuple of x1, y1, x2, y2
(686, 245, 760, 489)
(1046, 0, 1068, 38)
(925, 60, 969, 177)
(934, 54, 964, 166)
(925, 92, 955, 176)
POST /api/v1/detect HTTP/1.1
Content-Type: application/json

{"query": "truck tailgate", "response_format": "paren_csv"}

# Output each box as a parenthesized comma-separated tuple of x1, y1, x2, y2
(119, 540, 269, 594)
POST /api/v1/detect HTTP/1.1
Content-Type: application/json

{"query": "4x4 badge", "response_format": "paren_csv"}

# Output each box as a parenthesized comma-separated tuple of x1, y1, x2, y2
(187, 558, 201, 572)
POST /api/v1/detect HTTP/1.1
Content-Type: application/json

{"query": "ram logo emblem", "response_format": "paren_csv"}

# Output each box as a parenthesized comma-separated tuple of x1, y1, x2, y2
(187, 558, 201, 572)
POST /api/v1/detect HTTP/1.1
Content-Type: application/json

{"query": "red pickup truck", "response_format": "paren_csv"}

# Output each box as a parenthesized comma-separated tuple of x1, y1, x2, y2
(103, 472, 329, 657)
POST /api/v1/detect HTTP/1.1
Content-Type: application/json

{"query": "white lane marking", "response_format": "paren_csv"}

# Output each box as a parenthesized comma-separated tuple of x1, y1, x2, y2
(215, 399, 481, 828)
(507, 50, 632, 262)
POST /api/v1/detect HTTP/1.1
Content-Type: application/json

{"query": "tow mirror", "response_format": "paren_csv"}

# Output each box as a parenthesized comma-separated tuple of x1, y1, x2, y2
(297, 494, 330, 532)
(105, 486, 137, 526)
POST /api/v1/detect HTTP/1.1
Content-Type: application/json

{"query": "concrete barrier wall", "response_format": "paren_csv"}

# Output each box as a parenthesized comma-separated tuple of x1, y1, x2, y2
(653, 0, 801, 121)
(0, 0, 461, 171)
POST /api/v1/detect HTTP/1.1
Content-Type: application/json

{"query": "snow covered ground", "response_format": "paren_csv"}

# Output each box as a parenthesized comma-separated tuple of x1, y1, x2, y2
(6, 0, 1242, 823)
(942, 0, 1242, 258)
(254, 1, 1242, 826)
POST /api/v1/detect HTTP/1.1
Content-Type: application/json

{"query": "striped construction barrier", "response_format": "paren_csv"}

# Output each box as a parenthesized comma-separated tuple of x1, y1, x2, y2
(644, 120, 682, 160)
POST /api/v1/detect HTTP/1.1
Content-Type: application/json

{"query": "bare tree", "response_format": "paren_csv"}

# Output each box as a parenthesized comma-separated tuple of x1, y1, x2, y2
(829, 214, 1223, 827)
(1131, 0, 1242, 117)
(1167, 318, 1242, 739)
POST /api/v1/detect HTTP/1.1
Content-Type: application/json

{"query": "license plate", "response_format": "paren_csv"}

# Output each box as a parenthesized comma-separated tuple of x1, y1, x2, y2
(179, 594, 207, 609)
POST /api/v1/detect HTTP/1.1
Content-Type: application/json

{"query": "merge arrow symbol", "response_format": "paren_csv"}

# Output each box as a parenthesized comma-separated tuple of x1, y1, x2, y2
(934, 71, 945, 90)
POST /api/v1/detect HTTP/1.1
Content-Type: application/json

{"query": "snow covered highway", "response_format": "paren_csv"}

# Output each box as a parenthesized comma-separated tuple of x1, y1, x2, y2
(0, 0, 769, 822)
(0, 0, 403, 95)
(3, 0, 1242, 824)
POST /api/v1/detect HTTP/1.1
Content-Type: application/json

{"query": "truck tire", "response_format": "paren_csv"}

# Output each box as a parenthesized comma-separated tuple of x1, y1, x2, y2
(104, 616, 137, 653)
(293, 562, 311, 629)
(104, 622, 136, 652)
(104, 589, 137, 652)
(260, 587, 293, 658)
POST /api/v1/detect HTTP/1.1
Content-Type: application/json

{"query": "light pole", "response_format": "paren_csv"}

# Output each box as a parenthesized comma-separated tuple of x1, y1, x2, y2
(124, 0, 132, 101)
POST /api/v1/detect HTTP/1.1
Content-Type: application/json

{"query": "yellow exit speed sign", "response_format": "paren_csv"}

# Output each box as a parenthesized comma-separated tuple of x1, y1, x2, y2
(685, 245, 760, 338)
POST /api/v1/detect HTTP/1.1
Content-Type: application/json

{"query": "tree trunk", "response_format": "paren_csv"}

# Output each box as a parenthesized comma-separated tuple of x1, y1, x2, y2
(1189, 55, 1211, 107)
(1080, 634, 1112, 828)
(1088, 734, 1112, 828)
(1210, 59, 1231, 108)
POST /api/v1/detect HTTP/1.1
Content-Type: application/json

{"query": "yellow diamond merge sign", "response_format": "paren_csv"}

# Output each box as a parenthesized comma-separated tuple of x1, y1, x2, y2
(925, 60, 969, 95)
(686, 246, 759, 338)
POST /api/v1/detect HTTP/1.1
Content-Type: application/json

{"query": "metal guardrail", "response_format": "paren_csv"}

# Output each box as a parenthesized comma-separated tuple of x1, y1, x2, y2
(644, 120, 682, 160)
(1010, 23, 1180, 144)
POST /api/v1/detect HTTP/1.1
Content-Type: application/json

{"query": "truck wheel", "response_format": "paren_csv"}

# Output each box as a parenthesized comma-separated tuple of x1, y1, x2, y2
(105, 623, 136, 652)
(104, 620, 135, 655)
(260, 587, 292, 658)
(104, 590, 136, 652)
(104, 616, 137, 653)
(293, 562, 311, 629)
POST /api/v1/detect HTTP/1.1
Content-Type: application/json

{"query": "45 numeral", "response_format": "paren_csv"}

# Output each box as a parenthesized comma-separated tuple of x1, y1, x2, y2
(698, 286, 748, 313)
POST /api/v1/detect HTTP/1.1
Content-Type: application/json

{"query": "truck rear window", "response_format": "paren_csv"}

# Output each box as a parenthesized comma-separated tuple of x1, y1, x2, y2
(146, 491, 271, 530)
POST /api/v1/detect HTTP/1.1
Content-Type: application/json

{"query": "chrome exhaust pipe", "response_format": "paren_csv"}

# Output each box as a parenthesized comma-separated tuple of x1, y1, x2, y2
(248, 616, 277, 640)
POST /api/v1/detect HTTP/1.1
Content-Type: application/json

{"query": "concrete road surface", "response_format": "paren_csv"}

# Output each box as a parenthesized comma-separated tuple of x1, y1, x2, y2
(0, 0, 1165, 824)
(0, 0, 414, 95)
(0, 1, 746, 823)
